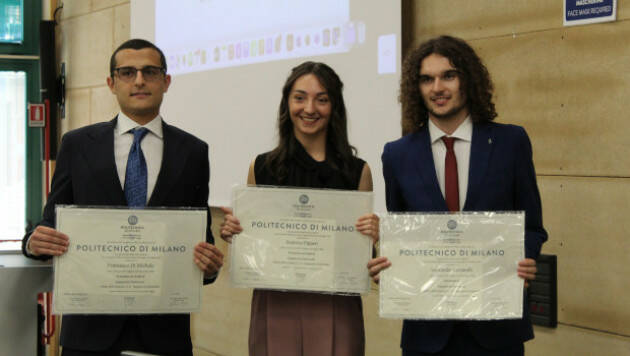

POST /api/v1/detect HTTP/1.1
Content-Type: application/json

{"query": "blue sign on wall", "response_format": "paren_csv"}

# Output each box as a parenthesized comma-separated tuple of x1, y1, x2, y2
(564, 0, 616, 26)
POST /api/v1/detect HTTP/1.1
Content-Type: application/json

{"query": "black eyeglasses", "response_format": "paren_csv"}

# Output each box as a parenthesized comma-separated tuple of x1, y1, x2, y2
(112, 66, 166, 82)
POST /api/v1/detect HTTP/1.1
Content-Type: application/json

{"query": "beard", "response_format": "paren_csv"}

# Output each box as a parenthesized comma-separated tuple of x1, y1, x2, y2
(426, 100, 468, 121)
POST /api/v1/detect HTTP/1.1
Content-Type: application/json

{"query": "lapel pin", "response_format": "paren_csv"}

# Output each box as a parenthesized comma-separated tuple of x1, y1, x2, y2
(488, 138, 492, 144)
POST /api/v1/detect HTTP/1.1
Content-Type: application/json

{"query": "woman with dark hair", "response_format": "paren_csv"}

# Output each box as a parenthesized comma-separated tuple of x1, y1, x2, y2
(220, 61, 378, 356)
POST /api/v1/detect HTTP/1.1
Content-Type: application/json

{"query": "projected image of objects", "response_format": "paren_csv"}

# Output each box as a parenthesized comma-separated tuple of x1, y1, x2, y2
(132, 0, 401, 209)
(155, 0, 364, 75)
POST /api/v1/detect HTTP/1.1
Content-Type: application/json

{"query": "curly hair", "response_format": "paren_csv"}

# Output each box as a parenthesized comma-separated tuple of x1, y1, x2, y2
(399, 35, 497, 134)
(264, 61, 356, 183)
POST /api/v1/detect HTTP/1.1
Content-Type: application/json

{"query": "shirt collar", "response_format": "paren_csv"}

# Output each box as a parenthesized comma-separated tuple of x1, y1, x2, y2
(428, 116, 473, 144)
(115, 112, 163, 139)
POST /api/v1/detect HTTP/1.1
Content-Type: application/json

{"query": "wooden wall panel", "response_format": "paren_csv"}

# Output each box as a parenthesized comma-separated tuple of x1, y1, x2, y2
(59, 0, 91, 20)
(113, 3, 131, 51)
(527, 324, 630, 356)
(538, 176, 630, 335)
(363, 290, 403, 355)
(408, 0, 561, 47)
(191, 208, 250, 356)
(64, 88, 90, 132)
(471, 22, 630, 177)
(407, 0, 630, 48)
(58, 9, 114, 89)
(191, 289, 251, 356)
(92, 0, 129, 11)
(192, 348, 220, 356)
(90, 86, 119, 123)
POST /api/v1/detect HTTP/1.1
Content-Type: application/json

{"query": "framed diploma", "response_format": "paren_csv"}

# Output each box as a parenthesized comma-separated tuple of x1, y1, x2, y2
(379, 212, 525, 320)
(53, 206, 206, 314)
(230, 185, 373, 294)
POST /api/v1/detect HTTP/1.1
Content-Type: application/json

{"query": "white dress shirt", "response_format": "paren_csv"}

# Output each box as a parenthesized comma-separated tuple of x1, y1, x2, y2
(114, 112, 164, 203)
(26, 113, 165, 254)
(428, 117, 472, 210)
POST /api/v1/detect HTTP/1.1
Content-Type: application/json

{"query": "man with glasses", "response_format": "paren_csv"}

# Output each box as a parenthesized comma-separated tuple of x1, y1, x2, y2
(22, 39, 222, 356)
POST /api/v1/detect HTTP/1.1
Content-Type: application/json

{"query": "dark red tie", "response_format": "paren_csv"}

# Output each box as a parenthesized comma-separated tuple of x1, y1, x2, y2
(442, 137, 459, 212)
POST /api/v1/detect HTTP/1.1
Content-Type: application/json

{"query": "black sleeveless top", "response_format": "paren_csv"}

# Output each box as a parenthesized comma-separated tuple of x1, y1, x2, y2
(253, 141, 365, 190)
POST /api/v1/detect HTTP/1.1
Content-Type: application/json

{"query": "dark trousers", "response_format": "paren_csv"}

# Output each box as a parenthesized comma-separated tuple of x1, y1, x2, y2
(61, 318, 192, 356)
(402, 324, 524, 356)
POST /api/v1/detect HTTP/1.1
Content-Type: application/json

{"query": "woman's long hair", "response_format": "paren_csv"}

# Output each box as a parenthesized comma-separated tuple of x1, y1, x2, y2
(264, 61, 356, 183)
(399, 35, 497, 134)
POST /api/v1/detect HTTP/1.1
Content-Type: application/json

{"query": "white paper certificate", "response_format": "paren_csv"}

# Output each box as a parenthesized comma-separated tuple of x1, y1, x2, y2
(231, 186, 373, 294)
(379, 212, 524, 320)
(53, 207, 206, 314)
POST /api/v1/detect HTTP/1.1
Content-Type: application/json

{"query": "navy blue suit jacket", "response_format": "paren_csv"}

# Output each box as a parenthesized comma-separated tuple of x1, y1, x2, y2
(22, 117, 214, 353)
(381, 121, 547, 353)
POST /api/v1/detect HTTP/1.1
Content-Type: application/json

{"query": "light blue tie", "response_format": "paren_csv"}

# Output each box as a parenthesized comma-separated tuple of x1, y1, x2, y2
(124, 128, 150, 207)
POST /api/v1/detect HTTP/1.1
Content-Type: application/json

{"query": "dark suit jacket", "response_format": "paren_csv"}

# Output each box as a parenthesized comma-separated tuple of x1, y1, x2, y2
(22, 117, 214, 353)
(381, 121, 548, 353)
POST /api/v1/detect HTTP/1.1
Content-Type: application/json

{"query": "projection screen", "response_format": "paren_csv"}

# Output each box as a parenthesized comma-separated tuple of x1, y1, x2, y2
(131, 0, 402, 210)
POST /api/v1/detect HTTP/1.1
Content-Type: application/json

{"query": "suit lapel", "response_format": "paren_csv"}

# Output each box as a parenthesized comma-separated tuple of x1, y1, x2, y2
(148, 121, 187, 206)
(81, 117, 127, 204)
(464, 122, 493, 210)
(413, 128, 448, 210)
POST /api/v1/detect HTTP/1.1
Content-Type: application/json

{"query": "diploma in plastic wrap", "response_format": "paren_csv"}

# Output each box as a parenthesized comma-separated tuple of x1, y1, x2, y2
(379, 212, 524, 320)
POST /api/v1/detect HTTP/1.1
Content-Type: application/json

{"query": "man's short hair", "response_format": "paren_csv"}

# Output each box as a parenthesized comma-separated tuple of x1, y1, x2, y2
(399, 35, 497, 134)
(109, 39, 167, 78)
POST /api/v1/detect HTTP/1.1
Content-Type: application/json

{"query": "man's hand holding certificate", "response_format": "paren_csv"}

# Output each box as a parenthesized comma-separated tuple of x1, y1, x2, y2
(378, 212, 525, 320)
(230, 186, 374, 294)
(53, 207, 210, 314)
